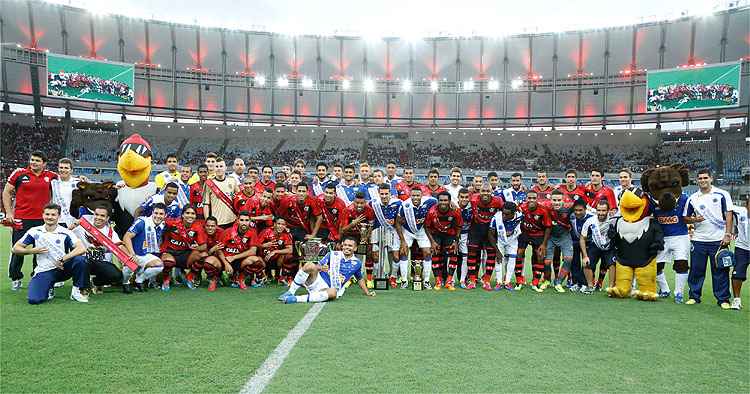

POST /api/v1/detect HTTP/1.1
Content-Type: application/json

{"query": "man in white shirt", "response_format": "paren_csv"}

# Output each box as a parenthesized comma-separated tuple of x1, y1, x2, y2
(12, 203, 89, 304)
(730, 196, 749, 310)
(69, 205, 124, 293)
(444, 167, 464, 202)
(229, 157, 246, 184)
(50, 158, 80, 228)
(683, 169, 734, 308)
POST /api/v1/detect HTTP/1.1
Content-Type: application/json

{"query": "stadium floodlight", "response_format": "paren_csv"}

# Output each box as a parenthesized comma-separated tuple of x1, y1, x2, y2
(342, 79, 351, 90)
(363, 78, 375, 92)
(301, 77, 313, 89)
(401, 79, 412, 92)
(487, 79, 500, 91)
(277, 76, 289, 88)
(511, 78, 523, 90)
(463, 79, 475, 91)
(255, 75, 266, 87)
(430, 80, 439, 92)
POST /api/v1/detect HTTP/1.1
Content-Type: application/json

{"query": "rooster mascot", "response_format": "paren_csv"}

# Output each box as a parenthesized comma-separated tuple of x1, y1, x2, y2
(607, 188, 664, 300)
(112, 134, 157, 237)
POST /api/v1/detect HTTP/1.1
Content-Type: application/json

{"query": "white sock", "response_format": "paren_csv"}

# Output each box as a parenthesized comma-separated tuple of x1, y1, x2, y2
(505, 257, 515, 283)
(143, 266, 163, 281)
(422, 258, 432, 283)
(296, 290, 329, 303)
(674, 273, 688, 296)
(289, 270, 309, 294)
(656, 271, 670, 293)
(399, 258, 409, 282)
(122, 266, 133, 285)
(495, 260, 503, 282)
(460, 256, 468, 282)
(390, 258, 399, 278)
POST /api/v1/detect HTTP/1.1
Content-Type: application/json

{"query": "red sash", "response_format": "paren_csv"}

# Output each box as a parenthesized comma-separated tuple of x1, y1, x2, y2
(205, 179, 235, 213)
(292, 200, 311, 233)
(320, 202, 340, 240)
(79, 217, 138, 271)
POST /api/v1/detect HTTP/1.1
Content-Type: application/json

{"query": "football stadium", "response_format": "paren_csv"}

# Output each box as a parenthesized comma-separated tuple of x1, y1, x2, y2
(0, 0, 749, 392)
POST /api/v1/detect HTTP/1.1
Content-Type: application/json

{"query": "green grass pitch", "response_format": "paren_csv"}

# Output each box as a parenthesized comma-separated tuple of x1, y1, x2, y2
(1, 228, 748, 393)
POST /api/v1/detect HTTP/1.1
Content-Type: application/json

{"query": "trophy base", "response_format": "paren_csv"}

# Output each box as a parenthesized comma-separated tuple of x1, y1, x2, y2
(373, 278, 389, 290)
(356, 245, 368, 255)
(413, 279, 423, 291)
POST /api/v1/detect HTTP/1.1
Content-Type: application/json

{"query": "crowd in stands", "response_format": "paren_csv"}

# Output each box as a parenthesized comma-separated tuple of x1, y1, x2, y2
(66, 129, 119, 163)
(1, 122, 65, 180)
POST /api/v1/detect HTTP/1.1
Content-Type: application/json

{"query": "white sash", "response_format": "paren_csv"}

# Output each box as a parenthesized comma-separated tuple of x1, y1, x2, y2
(328, 251, 343, 289)
(176, 182, 189, 207)
(312, 178, 325, 196)
(590, 218, 610, 250)
(368, 184, 379, 201)
(697, 199, 726, 230)
(493, 212, 508, 244)
(372, 201, 393, 230)
(571, 215, 584, 239)
(336, 183, 353, 206)
(402, 199, 419, 234)
(141, 217, 161, 254)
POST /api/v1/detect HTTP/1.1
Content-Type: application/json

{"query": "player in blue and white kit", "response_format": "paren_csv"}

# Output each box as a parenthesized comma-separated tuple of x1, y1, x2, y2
(370, 183, 403, 288)
(683, 169, 734, 308)
(569, 199, 593, 291)
(730, 196, 749, 310)
(502, 172, 528, 204)
(652, 191, 690, 303)
(489, 202, 522, 291)
(396, 187, 437, 289)
(135, 182, 182, 219)
(335, 164, 363, 205)
(279, 237, 376, 303)
(121, 203, 168, 293)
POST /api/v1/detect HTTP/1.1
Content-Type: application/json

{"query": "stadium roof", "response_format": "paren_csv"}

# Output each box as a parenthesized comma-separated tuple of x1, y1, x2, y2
(45, 0, 746, 38)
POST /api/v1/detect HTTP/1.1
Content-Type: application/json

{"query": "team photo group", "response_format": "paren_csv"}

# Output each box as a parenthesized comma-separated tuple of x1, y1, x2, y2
(3, 133, 748, 310)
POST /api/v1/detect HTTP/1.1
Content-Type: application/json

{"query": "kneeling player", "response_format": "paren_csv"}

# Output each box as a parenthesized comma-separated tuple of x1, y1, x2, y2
(278, 237, 376, 303)
(160, 205, 206, 291)
(257, 217, 294, 285)
(217, 211, 265, 290)
(121, 204, 167, 293)
(489, 202, 522, 291)
(201, 216, 229, 291)
(424, 192, 463, 290)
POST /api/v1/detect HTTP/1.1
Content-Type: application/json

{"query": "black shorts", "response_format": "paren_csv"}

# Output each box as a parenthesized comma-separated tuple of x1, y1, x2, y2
(433, 233, 457, 255)
(166, 249, 192, 269)
(289, 226, 307, 243)
(468, 223, 491, 246)
(518, 233, 544, 250)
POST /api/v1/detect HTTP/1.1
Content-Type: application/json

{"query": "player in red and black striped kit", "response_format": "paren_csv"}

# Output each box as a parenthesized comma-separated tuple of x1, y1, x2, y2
(189, 165, 209, 221)
(424, 191, 463, 291)
(516, 190, 552, 291)
(468, 183, 505, 290)
(256, 217, 294, 285)
(217, 211, 264, 290)
(339, 192, 376, 285)
(160, 205, 206, 291)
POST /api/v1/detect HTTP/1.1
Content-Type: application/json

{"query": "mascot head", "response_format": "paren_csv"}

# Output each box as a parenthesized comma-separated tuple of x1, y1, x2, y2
(640, 164, 689, 211)
(70, 181, 117, 217)
(117, 133, 152, 188)
(619, 188, 650, 223)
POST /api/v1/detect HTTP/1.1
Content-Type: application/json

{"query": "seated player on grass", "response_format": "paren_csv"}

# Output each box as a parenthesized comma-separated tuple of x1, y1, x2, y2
(121, 203, 167, 293)
(278, 237, 376, 303)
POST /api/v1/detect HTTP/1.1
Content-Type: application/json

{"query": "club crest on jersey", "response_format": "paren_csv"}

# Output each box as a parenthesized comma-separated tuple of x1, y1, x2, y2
(188, 230, 196, 237)
(712, 198, 718, 203)
(332, 208, 338, 214)
(700, 205, 706, 210)
(242, 237, 248, 243)
(44, 176, 50, 182)
(448, 216, 454, 221)
(534, 215, 540, 220)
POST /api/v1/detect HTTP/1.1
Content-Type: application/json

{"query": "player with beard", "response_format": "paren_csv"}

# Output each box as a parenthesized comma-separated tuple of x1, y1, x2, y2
(558, 169, 586, 208)
(579, 200, 615, 294)
(317, 184, 348, 243)
(370, 183, 403, 289)
(256, 217, 294, 285)
(424, 168, 447, 196)
(310, 162, 331, 196)
(396, 187, 437, 289)
(160, 205, 205, 291)
(217, 211, 264, 290)
(245, 189, 275, 232)
(201, 217, 228, 292)
(228, 157, 246, 184)
(189, 165, 209, 221)
(502, 172, 527, 204)
(340, 192, 376, 286)
(277, 183, 323, 243)
(424, 192, 463, 291)
(270, 184, 289, 217)
(584, 169, 617, 214)
(444, 168, 464, 202)
(395, 167, 427, 201)
(467, 183, 505, 290)
(516, 190, 552, 291)
(489, 202, 523, 291)
(531, 170, 555, 203)
(336, 165, 362, 205)
(542, 190, 574, 293)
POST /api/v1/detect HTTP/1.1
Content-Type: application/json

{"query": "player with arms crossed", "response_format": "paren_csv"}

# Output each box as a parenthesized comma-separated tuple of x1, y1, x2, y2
(278, 237, 376, 303)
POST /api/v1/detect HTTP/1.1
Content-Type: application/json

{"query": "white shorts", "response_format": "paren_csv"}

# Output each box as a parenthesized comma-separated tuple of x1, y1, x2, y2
(402, 228, 431, 249)
(497, 238, 519, 258)
(306, 274, 343, 298)
(459, 233, 468, 254)
(371, 226, 400, 252)
(657, 234, 690, 262)
(134, 254, 161, 267)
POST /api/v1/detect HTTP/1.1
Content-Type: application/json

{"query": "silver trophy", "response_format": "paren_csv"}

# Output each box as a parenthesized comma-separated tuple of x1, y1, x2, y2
(357, 222, 371, 255)
(298, 238, 326, 265)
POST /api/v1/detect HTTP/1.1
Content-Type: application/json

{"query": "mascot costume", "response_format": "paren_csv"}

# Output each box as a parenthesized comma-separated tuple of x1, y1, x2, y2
(607, 188, 664, 300)
(113, 134, 157, 237)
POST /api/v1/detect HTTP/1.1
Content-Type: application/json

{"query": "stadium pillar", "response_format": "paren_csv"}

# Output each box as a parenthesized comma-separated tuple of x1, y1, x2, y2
(29, 64, 43, 122)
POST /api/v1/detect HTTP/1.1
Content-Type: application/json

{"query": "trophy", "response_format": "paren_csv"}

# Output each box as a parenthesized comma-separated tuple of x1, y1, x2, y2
(357, 222, 371, 255)
(413, 261, 423, 291)
(373, 227, 390, 290)
(298, 238, 325, 265)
